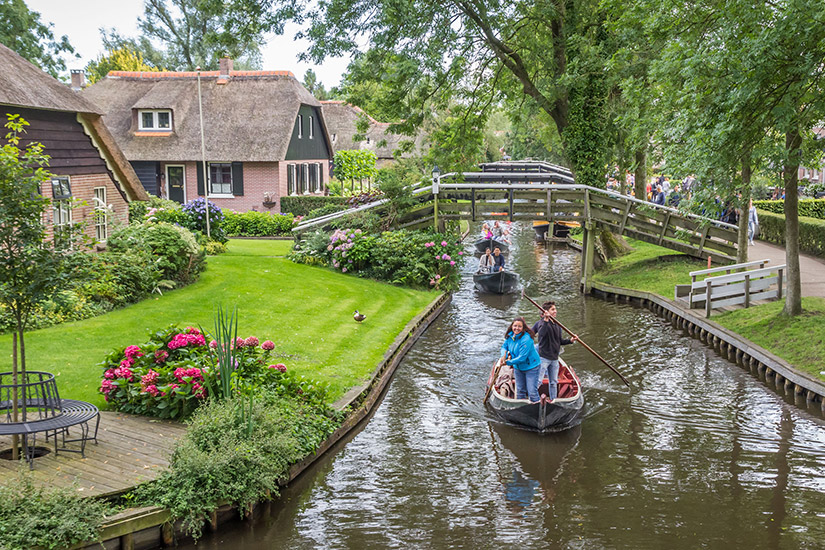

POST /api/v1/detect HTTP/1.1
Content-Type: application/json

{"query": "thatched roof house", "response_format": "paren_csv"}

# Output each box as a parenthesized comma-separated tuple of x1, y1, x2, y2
(82, 58, 333, 213)
(0, 43, 147, 244)
(321, 101, 426, 168)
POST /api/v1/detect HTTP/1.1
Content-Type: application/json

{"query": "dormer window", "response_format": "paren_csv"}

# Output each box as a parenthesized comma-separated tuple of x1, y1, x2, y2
(139, 109, 172, 131)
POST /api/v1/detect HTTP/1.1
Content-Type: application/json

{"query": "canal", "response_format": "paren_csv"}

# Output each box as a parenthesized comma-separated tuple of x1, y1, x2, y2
(183, 224, 825, 549)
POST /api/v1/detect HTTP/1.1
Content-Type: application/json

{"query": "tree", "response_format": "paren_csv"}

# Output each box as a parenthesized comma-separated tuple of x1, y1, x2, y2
(333, 149, 378, 193)
(0, 115, 69, 459)
(302, 69, 328, 100)
(0, 0, 77, 78)
(85, 47, 161, 84)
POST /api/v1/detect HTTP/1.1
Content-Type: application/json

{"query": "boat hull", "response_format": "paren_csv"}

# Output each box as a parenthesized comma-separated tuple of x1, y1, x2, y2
(474, 237, 509, 255)
(473, 271, 520, 294)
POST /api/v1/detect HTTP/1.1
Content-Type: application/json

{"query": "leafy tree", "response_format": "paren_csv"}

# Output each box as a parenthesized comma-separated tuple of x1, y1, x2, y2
(0, 0, 77, 78)
(85, 47, 161, 84)
(333, 149, 378, 193)
(302, 69, 328, 100)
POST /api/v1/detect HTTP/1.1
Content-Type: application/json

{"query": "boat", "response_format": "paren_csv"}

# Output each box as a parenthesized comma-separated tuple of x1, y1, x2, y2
(486, 358, 584, 432)
(474, 237, 509, 255)
(473, 270, 520, 294)
(532, 220, 580, 240)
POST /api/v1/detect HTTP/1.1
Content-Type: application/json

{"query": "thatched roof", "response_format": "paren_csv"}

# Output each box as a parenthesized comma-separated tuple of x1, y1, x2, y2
(321, 101, 425, 160)
(0, 43, 101, 114)
(82, 70, 328, 162)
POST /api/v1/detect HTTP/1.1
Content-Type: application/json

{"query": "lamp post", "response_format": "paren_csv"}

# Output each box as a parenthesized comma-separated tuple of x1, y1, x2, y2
(432, 165, 440, 231)
(196, 67, 211, 239)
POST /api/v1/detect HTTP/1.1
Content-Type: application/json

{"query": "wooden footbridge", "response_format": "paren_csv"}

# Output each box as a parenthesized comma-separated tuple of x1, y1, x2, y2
(294, 161, 738, 292)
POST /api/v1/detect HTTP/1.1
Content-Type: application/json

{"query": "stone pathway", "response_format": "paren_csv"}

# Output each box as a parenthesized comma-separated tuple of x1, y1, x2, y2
(750, 240, 825, 298)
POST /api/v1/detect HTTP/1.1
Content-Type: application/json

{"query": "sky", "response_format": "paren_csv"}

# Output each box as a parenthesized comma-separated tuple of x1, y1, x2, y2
(26, 0, 352, 88)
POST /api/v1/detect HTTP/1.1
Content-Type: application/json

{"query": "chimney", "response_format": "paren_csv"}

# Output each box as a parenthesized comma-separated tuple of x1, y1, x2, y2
(219, 56, 233, 77)
(70, 69, 85, 91)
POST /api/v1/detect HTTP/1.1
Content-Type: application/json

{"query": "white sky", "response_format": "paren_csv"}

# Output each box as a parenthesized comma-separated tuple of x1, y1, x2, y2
(26, 0, 352, 88)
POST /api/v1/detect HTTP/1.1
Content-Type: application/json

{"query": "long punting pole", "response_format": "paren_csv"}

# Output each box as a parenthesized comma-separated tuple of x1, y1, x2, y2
(522, 290, 631, 387)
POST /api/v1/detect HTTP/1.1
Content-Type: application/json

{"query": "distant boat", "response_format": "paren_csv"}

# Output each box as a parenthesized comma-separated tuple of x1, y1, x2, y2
(486, 358, 584, 432)
(473, 270, 520, 294)
(474, 237, 509, 254)
(532, 220, 579, 240)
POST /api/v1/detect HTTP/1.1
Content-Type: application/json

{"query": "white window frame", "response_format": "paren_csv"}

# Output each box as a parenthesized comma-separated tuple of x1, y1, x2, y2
(309, 115, 314, 139)
(165, 164, 187, 203)
(93, 186, 108, 242)
(209, 162, 234, 197)
(297, 114, 303, 138)
(287, 164, 297, 196)
(138, 109, 173, 131)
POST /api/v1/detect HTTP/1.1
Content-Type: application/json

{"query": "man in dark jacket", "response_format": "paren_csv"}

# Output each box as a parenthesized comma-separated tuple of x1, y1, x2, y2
(531, 301, 578, 401)
(492, 247, 506, 272)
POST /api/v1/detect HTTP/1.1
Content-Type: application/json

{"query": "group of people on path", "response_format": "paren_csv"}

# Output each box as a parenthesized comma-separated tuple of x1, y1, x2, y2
(498, 302, 578, 403)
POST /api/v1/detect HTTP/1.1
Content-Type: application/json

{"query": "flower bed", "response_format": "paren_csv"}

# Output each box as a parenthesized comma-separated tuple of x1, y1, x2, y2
(99, 325, 327, 418)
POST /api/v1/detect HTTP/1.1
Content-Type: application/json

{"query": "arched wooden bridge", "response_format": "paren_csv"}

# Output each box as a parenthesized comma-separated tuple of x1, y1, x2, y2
(294, 163, 738, 292)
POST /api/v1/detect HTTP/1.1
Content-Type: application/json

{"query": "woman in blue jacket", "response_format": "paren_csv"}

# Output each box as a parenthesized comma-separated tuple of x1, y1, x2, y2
(500, 317, 542, 402)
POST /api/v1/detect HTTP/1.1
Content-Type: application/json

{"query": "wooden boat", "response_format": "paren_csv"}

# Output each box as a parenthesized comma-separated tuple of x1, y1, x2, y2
(486, 358, 584, 432)
(474, 237, 509, 255)
(532, 220, 580, 240)
(473, 270, 520, 294)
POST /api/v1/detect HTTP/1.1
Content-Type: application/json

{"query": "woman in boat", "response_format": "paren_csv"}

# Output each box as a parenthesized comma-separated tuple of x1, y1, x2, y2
(481, 223, 493, 240)
(500, 317, 542, 402)
(478, 247, 494, 273)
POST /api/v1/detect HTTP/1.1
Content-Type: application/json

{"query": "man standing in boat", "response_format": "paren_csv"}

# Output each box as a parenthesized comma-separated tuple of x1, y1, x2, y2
(492, 247, 506, 272)
(532, 301, 578, 401)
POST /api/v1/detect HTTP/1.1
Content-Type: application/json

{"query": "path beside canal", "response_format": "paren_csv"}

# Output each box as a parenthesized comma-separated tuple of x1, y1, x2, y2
(750, 240, 825, 298)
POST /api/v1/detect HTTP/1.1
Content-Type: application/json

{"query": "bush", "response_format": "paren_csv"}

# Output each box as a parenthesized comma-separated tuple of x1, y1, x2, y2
(223, 210, 296, 236)
(0, 474, 114, 550)
(181, 198, 227, 243)
(291, 228, 466, 291)
(754, 199, 825, 219)
(107, 222, 205, 283)
(756, 210, 825, 257)
(280, 196, 349, 217)
(306, 203, 349, 219)
(129, 197, 183, 225)
(205, 241, 227, 255)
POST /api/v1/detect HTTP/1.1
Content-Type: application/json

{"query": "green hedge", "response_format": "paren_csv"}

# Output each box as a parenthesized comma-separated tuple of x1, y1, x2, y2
(754, 199, 825, 219)
(280, 196, 349, 217)
(757, 210, 825, 257)
(223, 210, 295, 236)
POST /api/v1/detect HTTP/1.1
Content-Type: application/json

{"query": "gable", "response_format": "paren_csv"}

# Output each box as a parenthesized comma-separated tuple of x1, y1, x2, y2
(285, 105, 331, 161)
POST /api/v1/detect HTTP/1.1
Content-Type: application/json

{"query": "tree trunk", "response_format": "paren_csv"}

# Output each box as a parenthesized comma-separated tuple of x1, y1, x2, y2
(634, 148, 647, 201)
(782, 128, 802, 316)
(11, 331, 19, 461)
(737, 157, 752, 263)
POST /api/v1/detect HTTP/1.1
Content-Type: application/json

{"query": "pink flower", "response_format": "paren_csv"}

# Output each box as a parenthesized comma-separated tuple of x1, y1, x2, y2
(458, 251, 464, 256)
(429, 279, 436, 286)
(442, 254, 451, 261)
(236, 337, 245, 348)
(142, 384, 160, 397)
(186, 327, 201, 335)
(424, 242, 434, 248)
(141, 370, 160, 387)
(192, 382, 206, 399)
(450, 261, 456, 266)
(168, 332, 207, 349)
(124, 345, 143, 359)
(104, 369, 116, 380)
(154, 350, 169, 364)
(261, 340, 275, 350)
(100, 379, 113, 394)
(209, 340, 218, 349)
(114, 366, 134, 380)
(441, 241, 448, 246)
(244, 336, 259, 347)
(275, 363, 287, 373)
(342, 267, 347, 273)
(119, 358, 134, 369)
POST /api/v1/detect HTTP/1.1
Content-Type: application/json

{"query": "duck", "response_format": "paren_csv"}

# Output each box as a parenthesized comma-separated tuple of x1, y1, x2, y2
(353, 310, 367, 323)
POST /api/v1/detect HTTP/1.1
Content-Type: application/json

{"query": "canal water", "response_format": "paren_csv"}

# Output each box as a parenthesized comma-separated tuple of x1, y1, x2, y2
(183, 224, 825, 549)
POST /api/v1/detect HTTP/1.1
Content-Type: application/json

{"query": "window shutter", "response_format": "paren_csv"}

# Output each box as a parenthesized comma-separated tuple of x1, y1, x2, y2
(318, 163, 324, 188)
(197, 163, 205, 195)
(232, 162, 244, 196)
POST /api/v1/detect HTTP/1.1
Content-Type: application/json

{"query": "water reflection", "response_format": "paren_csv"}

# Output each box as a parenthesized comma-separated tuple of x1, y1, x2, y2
(178, 224, 825, 550)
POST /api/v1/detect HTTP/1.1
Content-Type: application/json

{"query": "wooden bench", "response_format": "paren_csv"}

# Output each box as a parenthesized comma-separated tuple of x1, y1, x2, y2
(679, 260, 786, 317)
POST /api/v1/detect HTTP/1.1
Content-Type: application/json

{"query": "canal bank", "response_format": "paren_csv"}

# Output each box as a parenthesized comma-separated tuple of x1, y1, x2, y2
(65, 291, 452, 550)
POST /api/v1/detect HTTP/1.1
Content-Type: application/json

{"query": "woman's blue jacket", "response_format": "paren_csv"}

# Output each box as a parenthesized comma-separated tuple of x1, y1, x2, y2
(500, 331, 541, 371)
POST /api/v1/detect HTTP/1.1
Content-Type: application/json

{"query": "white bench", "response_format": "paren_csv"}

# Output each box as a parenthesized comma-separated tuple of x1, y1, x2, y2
(682, 261, 785, 316)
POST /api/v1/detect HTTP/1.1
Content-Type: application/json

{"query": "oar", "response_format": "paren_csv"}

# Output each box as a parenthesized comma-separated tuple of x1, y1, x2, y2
(521, 290, 631, 387)
(483, 356, 506, 405)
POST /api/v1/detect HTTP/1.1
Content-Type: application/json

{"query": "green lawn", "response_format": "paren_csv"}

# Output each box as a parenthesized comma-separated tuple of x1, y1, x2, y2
(0, 240, 436, 406)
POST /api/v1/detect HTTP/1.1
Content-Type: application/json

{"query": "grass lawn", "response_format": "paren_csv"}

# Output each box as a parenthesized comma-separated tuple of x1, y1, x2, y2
(715, 298, 825, 381)
(0, 240, 436, 406)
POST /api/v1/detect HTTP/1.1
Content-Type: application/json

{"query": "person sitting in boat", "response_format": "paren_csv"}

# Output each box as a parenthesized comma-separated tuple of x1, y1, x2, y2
(478, 247, 494, 273)
(531, 301, 578, 402)
(500, 317, 542, 403)
(492, 247, 506, 272)
(481, 222, 493, 240)
(492, 221, 511, 243)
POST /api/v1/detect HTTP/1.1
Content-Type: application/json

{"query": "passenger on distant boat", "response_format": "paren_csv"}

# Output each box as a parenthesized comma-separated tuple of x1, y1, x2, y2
(532, 301, 578, 401)
(478, 247, 494, 273)
(493, 247, 506, 272)
(481, 222, 493, 239)
(499, 317, 542, 402)
(492, 221, 510, 243)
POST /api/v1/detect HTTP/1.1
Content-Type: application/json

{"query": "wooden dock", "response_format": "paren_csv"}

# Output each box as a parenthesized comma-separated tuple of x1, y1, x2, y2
(0, 411, 186, 497)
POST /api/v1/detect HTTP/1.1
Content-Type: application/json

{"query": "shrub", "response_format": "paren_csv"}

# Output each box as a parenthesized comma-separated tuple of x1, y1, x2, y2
(107, 222, 205, 283)
(306, 203, 349, 219)
(280, 196, 349, 217)
(205, 241, 227, 255)
(181, 198, 227, 243)
(754, 199, 825, 219)
(129, 197, 183, 225)
(756, 210, 825, 258)
(223, 210, 296, 236)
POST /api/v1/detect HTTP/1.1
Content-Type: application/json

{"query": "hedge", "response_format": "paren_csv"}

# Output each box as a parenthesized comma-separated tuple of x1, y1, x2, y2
(223, 211, 295, 236)
(754, 199, 825, 219)
(757, 210, 825, 258)
(280, 196, 349, 217)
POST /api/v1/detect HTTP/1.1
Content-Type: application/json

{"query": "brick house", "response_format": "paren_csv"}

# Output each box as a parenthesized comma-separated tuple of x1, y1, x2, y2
(320, 101, 426, 169)
(0, 44, 148, 244)
(82, 58, 333, 213)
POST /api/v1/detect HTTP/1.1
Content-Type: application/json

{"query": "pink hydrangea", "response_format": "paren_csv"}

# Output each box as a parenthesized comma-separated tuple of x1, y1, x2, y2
(124, 345, 144, 359)
(173, 367, 203, 383)
(450, 261, 456, 266)
(441, 241, 448, 246)
(113, 366, 134, 380)
(104, 369, 116, 380)
(168, 332, 207, 349)
(141, 370, 160, 387)
(186, 327, 201, 335)
(244, 336, 259, 347)
(235, 337, 246, 348)
(154, 350, 169, 364)
(272, 363, 287, 373)
(261, 340, 275, 351)
(209, 340, 218, 349)
(192, 382, 206, 399)
(458, 251, 464, 256)
(100, 379, 114, 394)
(119, 358, 134, 369)
(142, 384, 160, 397)
(441, 254, 451, 261)
(424, 242, 434, 248)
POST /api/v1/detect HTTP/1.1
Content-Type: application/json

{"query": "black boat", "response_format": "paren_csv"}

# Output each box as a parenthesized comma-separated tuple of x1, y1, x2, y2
(474, 237, 509, 255)
(486, 358, 584, 432)
(473, 270, 520, 294)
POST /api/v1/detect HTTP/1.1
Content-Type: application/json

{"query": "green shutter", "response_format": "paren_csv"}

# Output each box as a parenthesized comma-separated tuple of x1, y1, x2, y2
(232, 162, 244, 196)
(197, 163, 205, 195)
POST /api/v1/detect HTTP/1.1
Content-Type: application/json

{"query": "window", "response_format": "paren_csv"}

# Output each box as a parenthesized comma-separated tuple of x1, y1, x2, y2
(309, 116, 314, 139)
(209, 163, 233, 195)
(51, 177, 71, 200)
(297, 114, 303, 138)
(309, 163, 318, 192)
(302, 163, 309, 194)
(94, 187, 108, 241)
(138, 109, 172, 131)
(332, 133, 337, 143)
(51, 176, 72, 247)
(318, 162, 324, 192)
(287, 164, 296, 195)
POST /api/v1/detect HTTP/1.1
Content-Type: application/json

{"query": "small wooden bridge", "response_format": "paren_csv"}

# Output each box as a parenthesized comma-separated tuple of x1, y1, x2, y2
(294, 163, 738, 292)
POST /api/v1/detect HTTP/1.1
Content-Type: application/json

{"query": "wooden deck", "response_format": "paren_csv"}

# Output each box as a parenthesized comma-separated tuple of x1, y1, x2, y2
(0, 411, 186, 497)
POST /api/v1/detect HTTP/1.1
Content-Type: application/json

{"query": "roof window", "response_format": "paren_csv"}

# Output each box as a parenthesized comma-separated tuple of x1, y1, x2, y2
(138, 109, 172, 131)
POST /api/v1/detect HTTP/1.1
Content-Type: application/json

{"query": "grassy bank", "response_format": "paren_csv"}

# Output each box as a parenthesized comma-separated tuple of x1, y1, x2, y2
(593, 238, 825, 382)
(0, 239, 435, 405)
